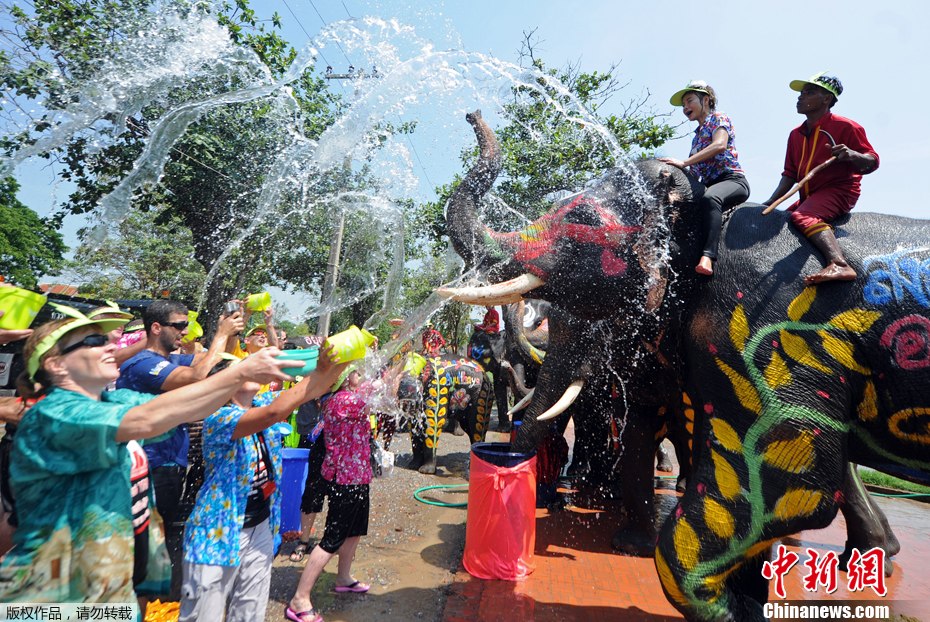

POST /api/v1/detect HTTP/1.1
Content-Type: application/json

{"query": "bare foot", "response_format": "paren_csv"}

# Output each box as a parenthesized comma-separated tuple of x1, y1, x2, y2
(803, 262, 856, 285)
(695, 256, 713, 276)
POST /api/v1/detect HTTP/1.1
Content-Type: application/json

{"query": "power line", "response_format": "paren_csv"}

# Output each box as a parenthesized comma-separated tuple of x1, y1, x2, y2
(305, 0, 351, 65)
(299, 0, 435, 192)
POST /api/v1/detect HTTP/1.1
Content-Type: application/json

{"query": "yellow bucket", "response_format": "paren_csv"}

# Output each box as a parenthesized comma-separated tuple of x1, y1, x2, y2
(246, 291, 272, 312)
(181, 311, 203, 344)
(0, 286, 47, 330)
(326, 325, 376, 364)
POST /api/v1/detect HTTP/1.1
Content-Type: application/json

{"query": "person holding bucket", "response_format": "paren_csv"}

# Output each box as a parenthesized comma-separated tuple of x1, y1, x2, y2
(0, 305, 298, 605)
(659, 80, 750, 276)
(178, 350, 345, 622)
(286, 365, 375, 622)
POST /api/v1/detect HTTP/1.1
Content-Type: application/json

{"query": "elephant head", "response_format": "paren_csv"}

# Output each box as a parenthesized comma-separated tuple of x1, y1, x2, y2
(439, 111, 702, 452)
(439, 111, 704, 322)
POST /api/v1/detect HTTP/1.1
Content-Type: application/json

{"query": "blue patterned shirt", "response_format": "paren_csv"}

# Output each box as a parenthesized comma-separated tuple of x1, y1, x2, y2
(690, 111, 743, 184)
(183, 391, 283, 567)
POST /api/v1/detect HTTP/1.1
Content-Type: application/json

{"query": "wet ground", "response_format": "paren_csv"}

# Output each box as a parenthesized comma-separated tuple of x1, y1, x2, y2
(266, 421, 930, 622)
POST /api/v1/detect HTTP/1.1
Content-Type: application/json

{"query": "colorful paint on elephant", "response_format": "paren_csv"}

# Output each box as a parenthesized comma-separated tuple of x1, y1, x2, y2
(657, 283, 930, 619)
(863, 248, 930, 307)
(488, 195, 642, 280)
(423, 357, 491, 450)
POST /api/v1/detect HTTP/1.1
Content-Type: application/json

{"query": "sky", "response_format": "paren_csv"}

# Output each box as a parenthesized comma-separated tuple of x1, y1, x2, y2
(7, 0, 929, 311)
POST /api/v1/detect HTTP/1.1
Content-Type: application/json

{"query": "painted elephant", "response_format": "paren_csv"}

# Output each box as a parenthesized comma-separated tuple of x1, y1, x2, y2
(439, 111, 916, 620)
(467, 326, 511, 431)
(396, 352, 492, 474)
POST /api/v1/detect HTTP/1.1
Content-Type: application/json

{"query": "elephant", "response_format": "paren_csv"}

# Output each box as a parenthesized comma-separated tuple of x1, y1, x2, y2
(438, 110, 917, 620)
(467, 325, 511, 431)
(395, 352, 492, 474)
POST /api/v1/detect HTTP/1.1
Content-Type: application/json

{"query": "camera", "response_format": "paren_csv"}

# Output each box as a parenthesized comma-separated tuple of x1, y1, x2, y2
(224, 301, 240, 315)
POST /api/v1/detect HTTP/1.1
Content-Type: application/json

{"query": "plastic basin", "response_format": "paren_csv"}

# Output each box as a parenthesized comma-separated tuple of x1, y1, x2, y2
(0, 286, 47, 330)
(277, 347, 320, 377)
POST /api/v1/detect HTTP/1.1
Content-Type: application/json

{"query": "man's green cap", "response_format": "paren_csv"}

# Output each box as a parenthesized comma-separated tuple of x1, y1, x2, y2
(789, 72, 843, 98)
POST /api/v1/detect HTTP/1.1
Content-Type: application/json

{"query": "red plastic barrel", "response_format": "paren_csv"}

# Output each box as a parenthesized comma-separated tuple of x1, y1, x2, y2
(463, 442, 537, 580)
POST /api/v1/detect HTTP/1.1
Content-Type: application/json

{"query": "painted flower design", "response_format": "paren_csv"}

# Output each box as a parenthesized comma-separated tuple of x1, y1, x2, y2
(880, 314, 930, 370)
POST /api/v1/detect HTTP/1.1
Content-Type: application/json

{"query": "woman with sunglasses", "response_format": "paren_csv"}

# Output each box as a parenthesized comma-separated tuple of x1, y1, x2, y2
(0, 306, 301, 608)
(660, 80, 750, 276)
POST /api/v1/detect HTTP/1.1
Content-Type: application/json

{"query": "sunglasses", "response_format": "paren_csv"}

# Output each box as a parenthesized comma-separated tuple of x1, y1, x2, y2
(60, 333, 110, 355)
(161, 321, 189, 331)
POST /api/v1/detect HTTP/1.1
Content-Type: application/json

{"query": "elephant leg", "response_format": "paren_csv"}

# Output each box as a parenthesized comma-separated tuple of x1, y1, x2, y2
(656, 419, 845, 622)
(420, 372, 447, 475)
(493, 371, 511, 433)
(655, 442, 674, 473)
(838, 463, 899, 577)
(611, 409, 659, 557)
(378, 411, 397, 451)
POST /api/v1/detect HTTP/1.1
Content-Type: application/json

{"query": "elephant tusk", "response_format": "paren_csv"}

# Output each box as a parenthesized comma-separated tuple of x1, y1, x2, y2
(507, 388, 535, 416)
(437, 274, 545, 306)
(537, 380, 585, 421)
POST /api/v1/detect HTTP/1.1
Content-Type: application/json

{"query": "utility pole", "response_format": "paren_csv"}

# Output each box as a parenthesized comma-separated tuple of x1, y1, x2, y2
(316, 66, 379, 336)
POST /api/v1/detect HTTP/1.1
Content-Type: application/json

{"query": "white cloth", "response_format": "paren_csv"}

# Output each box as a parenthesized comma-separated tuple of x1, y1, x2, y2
(178, 518, 273, 622)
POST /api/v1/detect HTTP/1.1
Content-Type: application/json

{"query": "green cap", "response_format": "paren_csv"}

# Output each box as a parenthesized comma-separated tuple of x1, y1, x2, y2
(789, 72, 843, 98)
(87, 300, 133, 321)
(330, 364, 358, 393)
(27, 303, 128, 379)
(669, 80, 710, 106)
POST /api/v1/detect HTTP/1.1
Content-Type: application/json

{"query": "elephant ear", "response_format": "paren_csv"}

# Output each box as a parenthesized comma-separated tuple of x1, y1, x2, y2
(632, 161, 704, 313)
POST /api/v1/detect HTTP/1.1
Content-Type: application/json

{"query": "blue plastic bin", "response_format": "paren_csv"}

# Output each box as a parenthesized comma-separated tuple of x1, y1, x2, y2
(280, 447, 310, 532)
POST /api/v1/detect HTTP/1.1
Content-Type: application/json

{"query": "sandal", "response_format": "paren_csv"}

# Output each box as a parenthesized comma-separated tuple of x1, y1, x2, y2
(284, 606, 323, 621)
(289, 539, 311, 563)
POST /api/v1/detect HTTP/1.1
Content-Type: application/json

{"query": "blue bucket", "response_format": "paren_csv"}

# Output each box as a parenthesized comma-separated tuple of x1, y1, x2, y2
(280, 447, 310, 532)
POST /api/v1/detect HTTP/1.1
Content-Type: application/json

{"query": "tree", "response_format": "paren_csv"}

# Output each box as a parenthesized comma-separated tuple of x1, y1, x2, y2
(2, 0, 347, 324)
(0, 176, 66, 287)
(414, 35, 675, 251)
(68, 206, 205, 302)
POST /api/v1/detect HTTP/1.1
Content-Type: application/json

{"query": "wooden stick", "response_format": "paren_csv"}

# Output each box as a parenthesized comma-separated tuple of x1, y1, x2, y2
(761, 156, 837, 215)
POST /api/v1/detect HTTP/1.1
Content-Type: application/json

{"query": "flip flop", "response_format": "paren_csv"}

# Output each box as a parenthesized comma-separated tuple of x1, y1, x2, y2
(332, 580, 370, 594)
(284, 606, 323, 622)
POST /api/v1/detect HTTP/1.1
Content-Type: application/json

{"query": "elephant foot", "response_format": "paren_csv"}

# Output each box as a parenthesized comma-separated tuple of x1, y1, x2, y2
(611, 527, 656, 557)
(407, 453, 425, 471)
(675, 475, 688, 494)
(655, 446, 674, 473)
(451, 421, 466, 436)
(839, 540, 895, 578)
(418, 455, 438, 475)
(497, 418, 512, 434)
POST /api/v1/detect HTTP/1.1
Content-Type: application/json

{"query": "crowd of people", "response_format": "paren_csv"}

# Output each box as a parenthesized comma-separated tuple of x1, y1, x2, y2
(0, 69, 881, 621)
(0, 295, 399, 622)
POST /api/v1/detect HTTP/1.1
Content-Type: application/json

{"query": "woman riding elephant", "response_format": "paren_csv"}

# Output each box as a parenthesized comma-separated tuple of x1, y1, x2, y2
(659, 80, 750, 276)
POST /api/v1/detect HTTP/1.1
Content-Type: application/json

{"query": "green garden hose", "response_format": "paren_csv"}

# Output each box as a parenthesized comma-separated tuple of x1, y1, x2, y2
(413, 483, 469, 508)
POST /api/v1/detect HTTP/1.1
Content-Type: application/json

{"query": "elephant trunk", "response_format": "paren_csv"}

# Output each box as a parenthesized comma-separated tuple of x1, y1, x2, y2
(445, 110, 504, 269)
(512, 308, 594, 453)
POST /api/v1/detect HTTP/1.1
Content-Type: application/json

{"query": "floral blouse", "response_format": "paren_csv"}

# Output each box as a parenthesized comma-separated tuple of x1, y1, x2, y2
(183, 391, 282, 567)
(689, 111, 744, 184)
(320, 388, 372, 485)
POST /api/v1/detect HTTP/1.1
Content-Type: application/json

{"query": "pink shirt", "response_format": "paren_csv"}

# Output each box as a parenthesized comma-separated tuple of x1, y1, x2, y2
(320, 388, 372, 485)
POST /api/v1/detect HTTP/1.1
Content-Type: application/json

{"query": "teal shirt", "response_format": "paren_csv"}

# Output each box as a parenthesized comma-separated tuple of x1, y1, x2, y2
(0, 387, 168, 603)
(183, 391, 283, 567)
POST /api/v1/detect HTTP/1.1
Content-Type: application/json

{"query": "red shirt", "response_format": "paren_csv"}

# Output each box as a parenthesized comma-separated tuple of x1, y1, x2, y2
(782, 112, 879, 201)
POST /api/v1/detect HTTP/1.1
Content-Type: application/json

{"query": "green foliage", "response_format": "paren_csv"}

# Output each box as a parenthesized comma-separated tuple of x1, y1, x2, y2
(0, 176, 66, 287)
(415, 43, 674, 254)
(68, 206, 205, 302)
